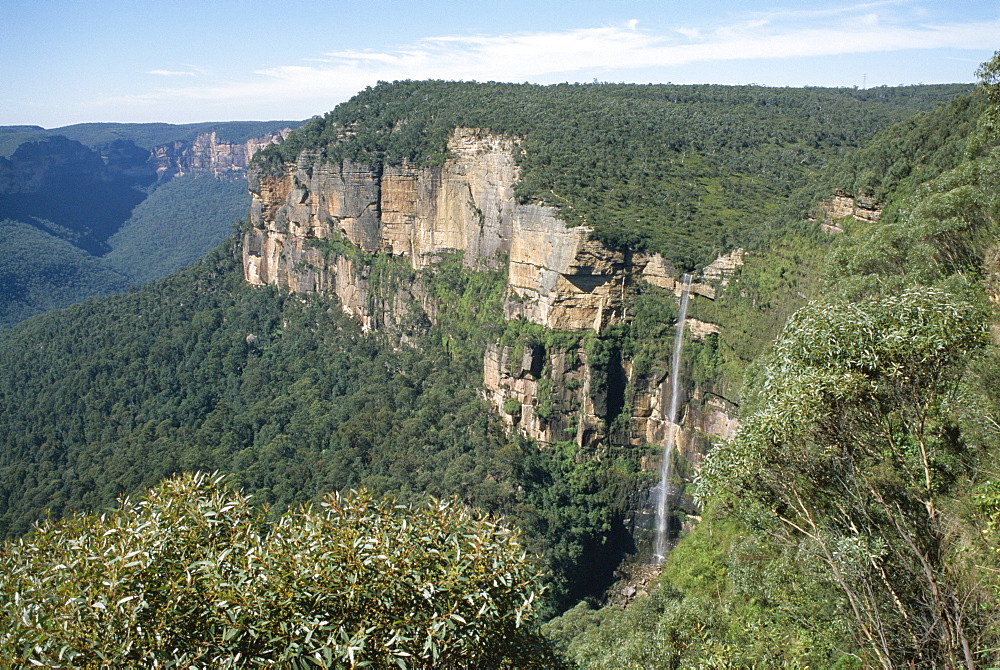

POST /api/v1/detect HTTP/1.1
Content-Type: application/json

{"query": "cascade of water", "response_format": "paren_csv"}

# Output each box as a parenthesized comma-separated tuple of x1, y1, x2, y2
(653, 273, 693, 563)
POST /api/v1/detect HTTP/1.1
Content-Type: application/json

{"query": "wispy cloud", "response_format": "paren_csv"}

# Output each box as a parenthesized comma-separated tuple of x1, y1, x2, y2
(743, 0, 918, 23)
(255, 16, 999, 84)
(99, 9, 999, 119)
(147, 65, 207, 77)
(147, 69, 198, 77)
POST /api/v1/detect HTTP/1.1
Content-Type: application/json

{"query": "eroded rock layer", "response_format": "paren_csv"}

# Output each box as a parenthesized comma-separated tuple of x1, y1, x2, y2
(244, 128, 689, 333)
(151, 130, 292, 180)
(243, 128, 735, 450)
(818, 192, 882, 234)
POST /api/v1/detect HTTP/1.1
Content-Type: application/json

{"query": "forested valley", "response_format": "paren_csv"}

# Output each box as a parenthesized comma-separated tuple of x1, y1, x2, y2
(0, 121, 299, 327)
(0, 54, 999, 667)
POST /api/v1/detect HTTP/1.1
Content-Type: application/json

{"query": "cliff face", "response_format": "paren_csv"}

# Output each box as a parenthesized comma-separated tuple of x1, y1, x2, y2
(632, 379, 739, 468)
(243, 128, 738, 452)
(482, 334, 737, 463)
(245, 128, 668, 332)
(0, 130, 292, 194)
(0, 136, 114, 193)
(150, 129, 291, 180)
(818, 192, 882, 234)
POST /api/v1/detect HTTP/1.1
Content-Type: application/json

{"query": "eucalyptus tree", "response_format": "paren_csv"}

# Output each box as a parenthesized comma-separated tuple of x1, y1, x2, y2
(701, 287, 990, 667)
(0, 472, 560, 668)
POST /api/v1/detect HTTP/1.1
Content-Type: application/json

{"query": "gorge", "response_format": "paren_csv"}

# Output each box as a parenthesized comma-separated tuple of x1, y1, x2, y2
(0, 73, 997, 666)
(242, 128, 739, 533)
(0, 122, 298, 326)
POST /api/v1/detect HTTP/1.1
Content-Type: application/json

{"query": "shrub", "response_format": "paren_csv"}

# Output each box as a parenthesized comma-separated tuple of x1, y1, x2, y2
(0, 472, 559, 668)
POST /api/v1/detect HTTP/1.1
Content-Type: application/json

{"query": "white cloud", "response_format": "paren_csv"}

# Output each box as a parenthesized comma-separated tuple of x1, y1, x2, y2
(267, 16, 999, 81)
(99, 11, 999, 120)
(147, 69, 198, 77)
(744, 0, 916, 23)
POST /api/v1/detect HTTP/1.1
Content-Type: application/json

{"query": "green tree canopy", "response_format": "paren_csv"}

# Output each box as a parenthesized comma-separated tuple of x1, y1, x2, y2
(0, 472, 559, 668)
(700, 286, 990, 667)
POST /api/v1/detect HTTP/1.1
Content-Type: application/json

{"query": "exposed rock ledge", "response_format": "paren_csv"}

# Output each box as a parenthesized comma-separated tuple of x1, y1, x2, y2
(243, 128, 724, 333)
(151, 129, 292, 180)
(243, 128, 738, 449)
(817, 192, 881, 234)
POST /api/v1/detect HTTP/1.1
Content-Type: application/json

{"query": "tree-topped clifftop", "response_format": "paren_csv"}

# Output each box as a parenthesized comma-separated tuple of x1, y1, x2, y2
(255, 80, 970, 269)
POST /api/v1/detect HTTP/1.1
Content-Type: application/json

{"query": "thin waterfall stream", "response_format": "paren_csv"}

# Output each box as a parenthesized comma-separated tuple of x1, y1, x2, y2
(653, 273, 693, 563)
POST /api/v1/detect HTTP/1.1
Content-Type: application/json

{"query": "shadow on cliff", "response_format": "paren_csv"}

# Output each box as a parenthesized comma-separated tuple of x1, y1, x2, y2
(0, 136, 156, 255)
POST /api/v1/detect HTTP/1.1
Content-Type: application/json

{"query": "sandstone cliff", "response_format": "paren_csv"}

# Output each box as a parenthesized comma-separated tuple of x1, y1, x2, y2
(0, 136, 113, 193)
(150, 129, 292, 180)
(243, 127, 737, 453)
(817, 191, 882, 234)
(0, 129, 293, 195)
(244, 128, 731, 333)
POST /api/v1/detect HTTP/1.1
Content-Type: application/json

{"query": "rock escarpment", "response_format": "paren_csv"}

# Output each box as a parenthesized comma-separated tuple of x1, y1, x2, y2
(244, 128, 668, 332)
(0, 136, 120, 193)
(818, 191, 882, 234)
(243, 128, 738, 452)
(483, 338, 737, 465)
(0, 130, 292, 193)
(150, 129, 292, 180)
(0, 130, 293, 254)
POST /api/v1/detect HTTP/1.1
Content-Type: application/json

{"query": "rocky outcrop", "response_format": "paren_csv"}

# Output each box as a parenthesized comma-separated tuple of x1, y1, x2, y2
(483, 341, 605, 446)
(818, 192, 882, 233)
(632, 380, 738, 468)
(244, 127, 735, 451)
(687, 318, 721, 342)
(244, 129, 520, 326)
(150, 129, 291, 180)
(482, 333, 735, 458)
(246, 130, 515, 272)
(244, 128, 662, 332)
(702, 248, 745, 285)
(381, 131, 518, 268)
(641, 255, 718, 300)
(506, 221, 636, 330)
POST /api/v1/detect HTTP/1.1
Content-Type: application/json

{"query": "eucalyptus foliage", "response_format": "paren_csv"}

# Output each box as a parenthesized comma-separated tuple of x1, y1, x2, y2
(0, 472, 556, 668)
(700, 287, 991, 667)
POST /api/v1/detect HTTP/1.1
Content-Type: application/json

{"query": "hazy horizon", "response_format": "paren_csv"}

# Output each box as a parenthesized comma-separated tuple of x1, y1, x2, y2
(4, 0, 996, 127)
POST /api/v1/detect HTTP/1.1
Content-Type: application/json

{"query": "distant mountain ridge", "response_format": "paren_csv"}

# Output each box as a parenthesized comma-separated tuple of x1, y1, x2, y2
(0, 120, 302, 156)
(0, 120, 302, 327)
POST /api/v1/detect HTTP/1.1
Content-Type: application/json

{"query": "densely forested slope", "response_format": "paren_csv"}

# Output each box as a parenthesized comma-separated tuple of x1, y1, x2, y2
(823, 92, 987, 203)
(103, 174, 250, 285)
(548, 54, 1000, 668)
(682, 87, 991, 400)
(0, 175, 248, 327)
(258, 80, 968, 270)
(0, 219, 131, 325)
(0, 136, 152, 255)
(0, 243, 641, 610)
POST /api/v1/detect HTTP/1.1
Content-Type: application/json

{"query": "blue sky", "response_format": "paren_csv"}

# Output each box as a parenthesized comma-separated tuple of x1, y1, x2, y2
(2, 0, 997, 127)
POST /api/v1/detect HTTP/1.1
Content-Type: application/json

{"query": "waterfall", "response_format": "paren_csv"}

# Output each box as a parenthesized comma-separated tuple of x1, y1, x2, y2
(653, 273, 693, 563)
